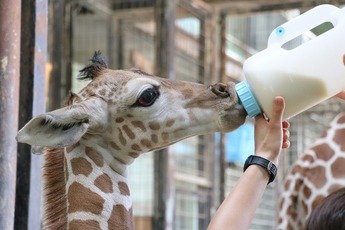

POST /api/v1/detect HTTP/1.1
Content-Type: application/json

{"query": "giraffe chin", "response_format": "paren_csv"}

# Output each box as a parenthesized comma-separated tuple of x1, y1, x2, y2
(31, 146, 44, 155)
(219, 106, 247, 133)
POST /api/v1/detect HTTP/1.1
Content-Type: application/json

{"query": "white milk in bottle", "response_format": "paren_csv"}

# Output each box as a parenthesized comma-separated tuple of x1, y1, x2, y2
(235, 4, 345, 120)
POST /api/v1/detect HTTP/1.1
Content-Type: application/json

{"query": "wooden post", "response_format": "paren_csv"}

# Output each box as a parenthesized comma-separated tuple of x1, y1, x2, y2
(153, 0, 176, 229)
(218, 13, 227, 205)
(48, 0, 64, 111)
(15, 1, 48, 229)
(0, 0, 21, 229)
(108, 16, 124, 69)
(64, 0, 73, 95)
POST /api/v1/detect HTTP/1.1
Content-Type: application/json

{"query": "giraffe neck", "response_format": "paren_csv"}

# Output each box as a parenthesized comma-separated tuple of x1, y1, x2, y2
(277, 113, 345, 229)
(64, 141, 134, 230)
(42, 141, 134, 230)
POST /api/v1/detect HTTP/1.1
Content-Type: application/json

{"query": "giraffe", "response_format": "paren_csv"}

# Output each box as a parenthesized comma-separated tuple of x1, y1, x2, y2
(277, 112, 345, 230)
(16, 51, 247, 230)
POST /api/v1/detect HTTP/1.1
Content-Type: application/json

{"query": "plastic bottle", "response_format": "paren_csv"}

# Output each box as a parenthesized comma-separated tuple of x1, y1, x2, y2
(235, 4, 345, 120)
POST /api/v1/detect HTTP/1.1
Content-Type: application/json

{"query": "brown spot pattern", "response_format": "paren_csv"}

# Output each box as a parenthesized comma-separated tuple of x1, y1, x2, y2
(115, 117, 124, 123)
(151, 134, 158, 144)
(107, 205, 133, 230)
(131, 120, 146, 132)
(94, 173, 113, 193)
(343, 54, 345, 66)
(67, 182, 105, 214)
(129, 152, 140, 158)
(181, 88, 194, 98)
(71, 157, 92, 176)
(313, 143, 334, 161)
(333, 128, 345, 151)
(291, 165, 303, 175)
(69, 219, 101, 230)
(312, 195, 325, 209)
(140, 139, 152, 149)
(110, 141, 121, 151)
(307, 166, 327, 188)
(331, 157, 345, 178)
(302, 185, 311, 199)
(64, 157, 69, 182)
(123, 125, 135, 139)
(118, 128, 127, 146)
(149, 122, 160, 130)
(287, 205, 297, 219)
(131, 144, 142, 151)
(319, 130, 328, 138)
(295, 178, 303, 191)
(161, 132, 169, 142)
(66, 142, 80, 153)
(85, 147, 104, 167)
(328, 184, 343, 193)
(284, 179, 291, 190)
(337, 114, 345, 124)
(118, 181, 130, 196)
(301, 154, 314, 163)
(166, 119, 175, 127)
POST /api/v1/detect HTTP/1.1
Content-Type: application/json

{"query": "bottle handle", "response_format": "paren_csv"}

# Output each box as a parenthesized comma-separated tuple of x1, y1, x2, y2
(267, 4, 340, 48)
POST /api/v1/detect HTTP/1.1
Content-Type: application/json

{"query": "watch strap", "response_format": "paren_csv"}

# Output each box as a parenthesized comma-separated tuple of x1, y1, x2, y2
(243, 155, 277, 184)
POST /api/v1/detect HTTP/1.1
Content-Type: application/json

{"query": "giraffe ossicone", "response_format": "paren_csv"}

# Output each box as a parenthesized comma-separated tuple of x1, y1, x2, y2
(16, 51, 247, 230)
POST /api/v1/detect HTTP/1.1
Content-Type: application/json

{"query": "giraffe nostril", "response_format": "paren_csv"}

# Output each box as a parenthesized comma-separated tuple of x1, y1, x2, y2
(210, 83, 229, 98)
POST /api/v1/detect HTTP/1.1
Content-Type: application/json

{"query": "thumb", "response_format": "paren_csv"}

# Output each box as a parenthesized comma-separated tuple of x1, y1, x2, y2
(269, 96, 285, 124)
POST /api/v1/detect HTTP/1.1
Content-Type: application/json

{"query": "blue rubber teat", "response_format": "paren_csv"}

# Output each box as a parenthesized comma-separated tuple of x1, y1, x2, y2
(235, 81, 262, 117)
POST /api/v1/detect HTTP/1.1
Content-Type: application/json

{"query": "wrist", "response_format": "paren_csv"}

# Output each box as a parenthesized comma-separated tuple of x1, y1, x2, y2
(243, 155, 277, 184)
(255, 150, 279, 166)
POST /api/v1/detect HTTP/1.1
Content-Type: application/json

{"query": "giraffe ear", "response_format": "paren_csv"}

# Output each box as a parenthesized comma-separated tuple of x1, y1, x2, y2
(16, 106, 90, 148)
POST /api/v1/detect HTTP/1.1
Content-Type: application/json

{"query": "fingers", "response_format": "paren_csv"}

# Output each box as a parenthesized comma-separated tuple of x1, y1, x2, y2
(282, 127, 290, 149)
(282, 120, 290, 129)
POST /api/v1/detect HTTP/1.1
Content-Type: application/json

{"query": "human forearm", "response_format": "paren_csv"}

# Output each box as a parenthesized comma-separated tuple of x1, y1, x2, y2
(208, 163, 270, 230)
(208, 97, 290, 230)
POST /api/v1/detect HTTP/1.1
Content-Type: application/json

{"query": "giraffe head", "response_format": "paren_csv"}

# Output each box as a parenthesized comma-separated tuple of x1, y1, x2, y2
(17, 51, 246, 158)
(16, 52, 247, 229)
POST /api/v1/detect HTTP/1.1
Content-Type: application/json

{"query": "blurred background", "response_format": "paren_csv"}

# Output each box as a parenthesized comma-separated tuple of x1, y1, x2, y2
(1, 0, 345, 229)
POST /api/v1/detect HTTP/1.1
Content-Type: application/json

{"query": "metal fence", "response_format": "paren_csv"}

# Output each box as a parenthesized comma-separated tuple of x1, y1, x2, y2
(71, 1, 215, 229)
(3, 1, 345, 229)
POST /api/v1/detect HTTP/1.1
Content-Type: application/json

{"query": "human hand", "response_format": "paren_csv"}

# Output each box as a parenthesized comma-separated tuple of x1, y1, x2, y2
(336, 91, 345, 100)
(254, 96, 290, 166)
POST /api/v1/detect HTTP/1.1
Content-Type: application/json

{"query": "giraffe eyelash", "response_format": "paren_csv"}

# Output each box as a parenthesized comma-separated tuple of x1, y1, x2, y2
(40, 118, 89, 130)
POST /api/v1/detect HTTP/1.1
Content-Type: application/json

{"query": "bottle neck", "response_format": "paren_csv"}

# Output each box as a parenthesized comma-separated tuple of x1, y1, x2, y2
(235, 81, 262, 118)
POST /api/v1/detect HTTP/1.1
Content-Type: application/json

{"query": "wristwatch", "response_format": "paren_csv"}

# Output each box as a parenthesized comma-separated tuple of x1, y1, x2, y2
(243, 155, 277, 184)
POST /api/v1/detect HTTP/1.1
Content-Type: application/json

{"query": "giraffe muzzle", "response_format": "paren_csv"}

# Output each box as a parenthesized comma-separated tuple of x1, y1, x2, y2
(210, 83, 229, 98)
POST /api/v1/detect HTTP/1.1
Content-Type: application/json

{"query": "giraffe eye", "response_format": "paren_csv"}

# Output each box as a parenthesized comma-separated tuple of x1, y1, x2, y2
(135, 87, 160, 107)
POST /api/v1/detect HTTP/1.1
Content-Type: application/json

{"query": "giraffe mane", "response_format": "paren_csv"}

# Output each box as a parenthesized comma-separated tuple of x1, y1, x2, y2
(78, 50, 108, 80)
(65, 91, 79, 106)
(42, 148, 67, 230)
(129, 68, 153, 77)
